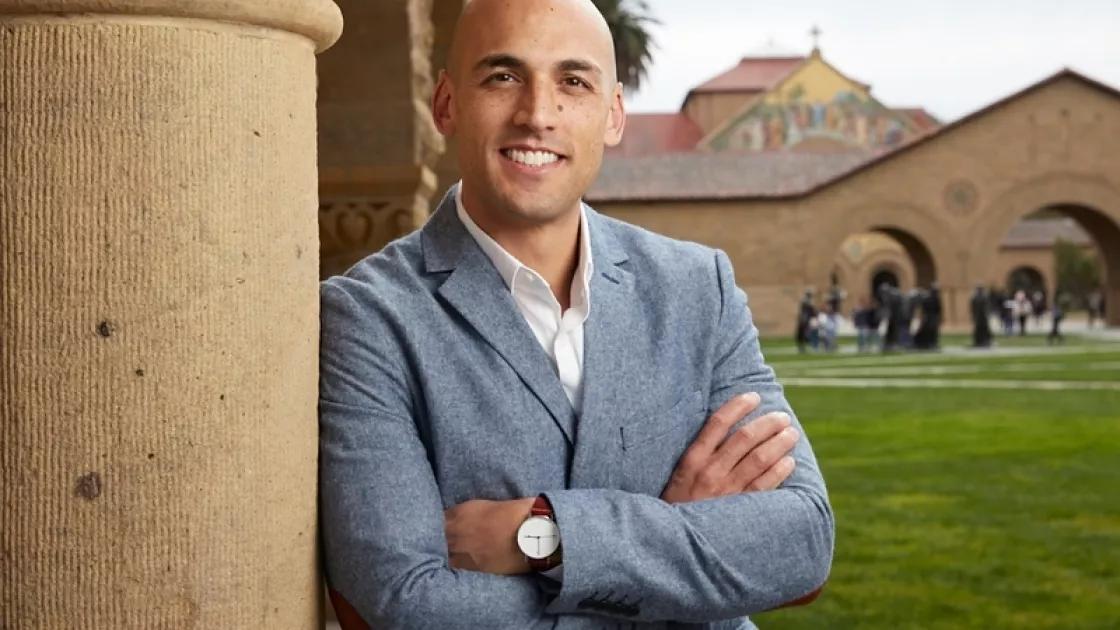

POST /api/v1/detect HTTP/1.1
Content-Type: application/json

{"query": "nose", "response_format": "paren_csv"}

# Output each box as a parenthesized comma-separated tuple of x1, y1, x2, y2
(512, 78, 558, 132)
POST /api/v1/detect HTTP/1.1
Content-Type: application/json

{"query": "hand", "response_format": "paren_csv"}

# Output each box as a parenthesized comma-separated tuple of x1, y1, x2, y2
(661, 393, 799, 504)
(444, 498, 536, 575)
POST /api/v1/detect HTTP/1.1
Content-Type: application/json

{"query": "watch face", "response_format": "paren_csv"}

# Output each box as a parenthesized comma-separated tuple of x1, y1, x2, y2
(516, 516, 560, 559)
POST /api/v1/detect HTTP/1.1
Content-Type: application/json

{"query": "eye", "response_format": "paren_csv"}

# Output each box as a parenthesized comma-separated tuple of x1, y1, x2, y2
(485, 72, 517, 84)
(563, 76, 591, 89)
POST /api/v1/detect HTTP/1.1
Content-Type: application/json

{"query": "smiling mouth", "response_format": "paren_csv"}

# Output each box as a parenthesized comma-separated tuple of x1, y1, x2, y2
(501, 148, 564, 168)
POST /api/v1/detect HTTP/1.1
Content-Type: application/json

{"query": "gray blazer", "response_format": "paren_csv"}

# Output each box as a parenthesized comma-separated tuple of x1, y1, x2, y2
(318, 186, 834, 630)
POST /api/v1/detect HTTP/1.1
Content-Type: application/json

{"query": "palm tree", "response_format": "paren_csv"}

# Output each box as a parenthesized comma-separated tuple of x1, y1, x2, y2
(592, 0, 660, 94)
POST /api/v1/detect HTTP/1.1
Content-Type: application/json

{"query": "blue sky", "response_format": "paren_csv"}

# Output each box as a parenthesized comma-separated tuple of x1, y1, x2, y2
(623, 0, 1120, 123)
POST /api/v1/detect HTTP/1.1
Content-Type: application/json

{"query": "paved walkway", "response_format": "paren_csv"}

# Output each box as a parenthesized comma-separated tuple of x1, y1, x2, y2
(826, 313, 1115, 337)
(765, 337, 1120, 360)
(768, 325, 1120, 389)
(780, 377, 1120, 390)
(789, 361, 1120, 378)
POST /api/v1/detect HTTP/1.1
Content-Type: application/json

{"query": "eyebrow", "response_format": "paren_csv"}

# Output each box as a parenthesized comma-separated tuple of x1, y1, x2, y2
(472, 54, 603, 78)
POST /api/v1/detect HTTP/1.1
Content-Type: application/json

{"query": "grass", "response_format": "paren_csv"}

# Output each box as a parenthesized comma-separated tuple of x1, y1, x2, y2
(753, 336, 1120, 630)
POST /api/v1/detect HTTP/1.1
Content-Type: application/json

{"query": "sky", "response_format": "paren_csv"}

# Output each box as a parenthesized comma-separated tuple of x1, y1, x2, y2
(623, 0, 1120, 123)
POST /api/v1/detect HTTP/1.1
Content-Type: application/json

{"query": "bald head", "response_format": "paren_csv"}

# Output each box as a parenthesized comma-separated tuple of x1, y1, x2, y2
(430, 0, 627, 230)
(446, 0, 617, 87)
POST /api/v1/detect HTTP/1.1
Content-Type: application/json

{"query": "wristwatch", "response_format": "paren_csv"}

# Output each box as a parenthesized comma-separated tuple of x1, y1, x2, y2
(516, 495, 562, 571)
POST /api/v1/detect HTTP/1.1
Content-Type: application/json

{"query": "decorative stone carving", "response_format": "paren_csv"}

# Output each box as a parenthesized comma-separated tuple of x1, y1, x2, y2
(319, 198, 418, 277)
(944, 179, 979, 215)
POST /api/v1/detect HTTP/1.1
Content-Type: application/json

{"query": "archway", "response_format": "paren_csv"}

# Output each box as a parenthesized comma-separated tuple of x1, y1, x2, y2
(1007, 265, 1047, 301)
(871, 266, 901, 302)
(830, 228, 931, 315)
(812, 201, 958, 327)
(968, 176, 1120, 327)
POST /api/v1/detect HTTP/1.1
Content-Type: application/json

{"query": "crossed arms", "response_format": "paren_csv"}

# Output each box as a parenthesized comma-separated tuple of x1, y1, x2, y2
(318, 251, 834, 629)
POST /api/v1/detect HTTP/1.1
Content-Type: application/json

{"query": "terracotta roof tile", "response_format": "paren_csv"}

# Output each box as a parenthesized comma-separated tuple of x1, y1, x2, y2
(690, 56, 804, 93)
(605, 113, 703, 157)
(585, 150, 876, 202)
(1001, 218, 1091, 247)
(893, 107, 941, 133)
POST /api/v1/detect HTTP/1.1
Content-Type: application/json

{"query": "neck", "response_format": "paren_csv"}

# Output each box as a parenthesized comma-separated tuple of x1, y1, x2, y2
(460, 188, 582, 310)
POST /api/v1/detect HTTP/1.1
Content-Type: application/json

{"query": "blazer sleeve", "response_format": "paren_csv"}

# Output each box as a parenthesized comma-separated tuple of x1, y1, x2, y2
(318, 280, 551, 630)
(540, 250, 835, 623)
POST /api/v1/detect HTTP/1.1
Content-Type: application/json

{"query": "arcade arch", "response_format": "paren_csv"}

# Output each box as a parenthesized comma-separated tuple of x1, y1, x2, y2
(969, 176, 1120, 326)
(870, 265, 903, 297)
(816, 209, 948, 325)
(811, 203, 957, 310)
(833, 233, 918, 310)
(1006, 265, 1047, 300)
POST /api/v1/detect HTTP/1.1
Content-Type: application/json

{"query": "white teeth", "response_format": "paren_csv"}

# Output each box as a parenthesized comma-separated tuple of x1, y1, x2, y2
(505, 149, 559, 167)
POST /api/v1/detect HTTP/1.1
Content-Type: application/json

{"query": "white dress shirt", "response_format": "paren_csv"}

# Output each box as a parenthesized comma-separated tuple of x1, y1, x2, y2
(455, 186, 593, 413)
(455, 186, 592, 582)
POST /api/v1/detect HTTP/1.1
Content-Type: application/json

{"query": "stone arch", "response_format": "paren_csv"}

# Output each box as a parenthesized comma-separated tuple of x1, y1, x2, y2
(968, 174, 1120, 326)
(870, 265, 901, 295)
(810, 202, 958, 294)
(1006, 265, 1048, 299)
(860, 249, 917, 303)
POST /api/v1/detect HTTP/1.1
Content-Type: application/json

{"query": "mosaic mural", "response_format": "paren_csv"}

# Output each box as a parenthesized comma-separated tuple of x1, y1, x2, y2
(715, 84, 917, 151)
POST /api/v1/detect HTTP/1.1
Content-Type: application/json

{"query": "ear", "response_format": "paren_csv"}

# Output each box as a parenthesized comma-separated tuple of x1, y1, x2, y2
(432, 69, 457, 136)
(603, 82, 626, 147)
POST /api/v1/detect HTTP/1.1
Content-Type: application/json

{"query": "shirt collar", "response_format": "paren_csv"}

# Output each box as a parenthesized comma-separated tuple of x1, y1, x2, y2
(455, 182, 594, 302)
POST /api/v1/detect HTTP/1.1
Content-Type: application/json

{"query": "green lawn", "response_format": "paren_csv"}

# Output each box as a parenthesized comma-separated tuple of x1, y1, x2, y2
(753, 338, 1120, 630)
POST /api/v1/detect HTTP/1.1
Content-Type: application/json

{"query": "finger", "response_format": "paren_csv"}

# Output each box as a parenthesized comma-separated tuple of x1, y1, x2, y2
(745, 456, 797, 492)
(674, 394, 762, 487)
(732, 425, 800, 489)
(688, 393, 762, 457)
(702, 411, 791, 489)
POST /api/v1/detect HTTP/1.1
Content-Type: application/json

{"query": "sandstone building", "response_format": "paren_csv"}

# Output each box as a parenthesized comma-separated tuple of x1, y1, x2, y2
(581, 45, 1113, 333)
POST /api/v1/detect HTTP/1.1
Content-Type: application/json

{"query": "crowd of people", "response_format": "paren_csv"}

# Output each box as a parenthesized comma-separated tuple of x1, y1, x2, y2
(969, 286, 1108, 346)
(796, 282, 1109, 354)
(795, 283, 944, 354)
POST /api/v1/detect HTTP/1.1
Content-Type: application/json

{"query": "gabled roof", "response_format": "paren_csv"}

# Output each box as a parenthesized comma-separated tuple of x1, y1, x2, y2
(796, 68, 1119, 198)
(697, 50, 906, 149)
(893, 107, 942, 133)
(585, 150, 878, 202)
(604, 113, 703, 157)
(689, 55, 805, 94)
(592, 68, 1117, 202)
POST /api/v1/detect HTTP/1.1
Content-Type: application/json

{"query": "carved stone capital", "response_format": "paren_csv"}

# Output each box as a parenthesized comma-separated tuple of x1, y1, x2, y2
(0, 0, 343, 50)
(318, 164, 439, 278)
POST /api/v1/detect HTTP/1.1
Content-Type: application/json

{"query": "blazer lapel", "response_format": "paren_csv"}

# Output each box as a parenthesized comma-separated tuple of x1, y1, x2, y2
(569, 208, 635, 489)
(422, 187, 577, 445)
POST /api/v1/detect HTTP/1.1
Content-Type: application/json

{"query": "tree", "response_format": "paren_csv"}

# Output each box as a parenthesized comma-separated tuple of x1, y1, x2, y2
(1053, 238, 1102, 308)
(592, 0, 660, 94)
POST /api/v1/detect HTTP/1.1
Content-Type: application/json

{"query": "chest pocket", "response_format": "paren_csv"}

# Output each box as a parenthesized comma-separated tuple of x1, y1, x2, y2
(618, 389, 706, 496)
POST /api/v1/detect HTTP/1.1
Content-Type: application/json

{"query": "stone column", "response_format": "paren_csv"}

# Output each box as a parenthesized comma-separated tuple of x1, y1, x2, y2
(0, 2, 342, 628)
(317, 0, 445, 279)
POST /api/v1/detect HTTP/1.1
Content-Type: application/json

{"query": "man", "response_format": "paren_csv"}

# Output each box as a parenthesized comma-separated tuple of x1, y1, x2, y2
(970, 285, 992, 348)
(317, 1, 834, 628)
(912, 282, 942, 351)
(795, 290, 816, 353)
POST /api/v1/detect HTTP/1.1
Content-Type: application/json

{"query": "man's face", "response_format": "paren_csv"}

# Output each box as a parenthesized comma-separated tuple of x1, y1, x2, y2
(434, 0, 625, 227)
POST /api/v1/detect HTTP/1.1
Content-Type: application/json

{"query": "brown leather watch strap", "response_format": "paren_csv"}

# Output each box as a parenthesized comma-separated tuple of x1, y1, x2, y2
(531, 495, 553, 518)
(527, 495, 560, 571)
